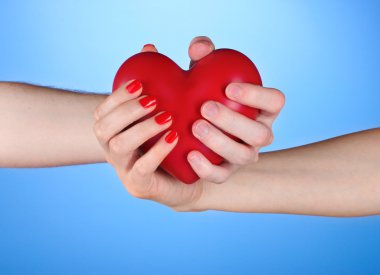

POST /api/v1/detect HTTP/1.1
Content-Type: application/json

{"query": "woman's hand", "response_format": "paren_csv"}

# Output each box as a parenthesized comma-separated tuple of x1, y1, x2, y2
(93, 36, 285, 211)
(94, 86, 204, 211)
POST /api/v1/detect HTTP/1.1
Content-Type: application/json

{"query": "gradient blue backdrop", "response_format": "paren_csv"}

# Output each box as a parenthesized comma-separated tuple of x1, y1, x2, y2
(1, 1, 380, 274)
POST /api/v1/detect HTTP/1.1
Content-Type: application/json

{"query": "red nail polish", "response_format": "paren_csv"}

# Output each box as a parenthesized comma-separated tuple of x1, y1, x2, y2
(165, 130, 178, 144)
(126, 79, 142, 94)
(139, 95, 157, 108)
(143, 43, 155, 48)
(155, 111, 172, 125)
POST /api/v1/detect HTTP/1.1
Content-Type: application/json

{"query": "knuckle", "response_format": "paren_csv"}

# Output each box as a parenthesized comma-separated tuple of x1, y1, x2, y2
(133, 160, 148, 177)
(236, 147, 255, 165)
(93, 107, 101, 120)
(105, 95, 117, 107)
(213, 136, 228, 152)
(126, 100, 142, 116)
(221, 106, 236, 128)
(214, 174, 227, 184)
(127, 186, 148, 199)
(93, 121, 108, 142)
(271, 89, 286, 113)
(255, 126, 272, 146)
(150, 148, 164, 162)
(237, 84, 250, 101)
(268, 131, 274, 145)
(198, 161, 213, 179)
(109, 137, 123, 155)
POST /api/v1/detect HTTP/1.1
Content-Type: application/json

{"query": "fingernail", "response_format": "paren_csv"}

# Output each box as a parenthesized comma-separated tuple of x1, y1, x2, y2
(126, 79, 142, 94)
(165, 130, 178, 144)
(195, 40, 213, 52)
(202, 101, 219, 118)
(139, 95, 157, 108)
(143, 43, 155, 48)
(194, 121, 209, 138)
(189, 153, 202, 167)
(155, 111, 172, 125)
(226, 84, 241, 99)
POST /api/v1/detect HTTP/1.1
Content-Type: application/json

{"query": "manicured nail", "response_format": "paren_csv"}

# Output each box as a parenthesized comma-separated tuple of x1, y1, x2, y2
(155, 111, 172, 125)
(165, 130, 178, 144)
(202, 101, 219, 118)
(226, 84, 241, 99)
(194, 121, 209, 138)
(126, 79, 142, 94)
(139, 95, 157, 108)
(143, 43, 155, 48)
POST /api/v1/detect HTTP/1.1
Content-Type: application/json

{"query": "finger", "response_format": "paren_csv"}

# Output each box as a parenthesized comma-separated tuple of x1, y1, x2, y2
(187, 151, 236, 184)
(94, 95, 157, 149)
(188, 36, 215, 68)
(192, 119, 259, 165)
(141, 43, 158, 53)
(108, 111, 173, 161)
(225, 83, 285, 118)
(128, 130, 179, 196)
(94, 79, 143, 120)
(199, 101, 273, 146)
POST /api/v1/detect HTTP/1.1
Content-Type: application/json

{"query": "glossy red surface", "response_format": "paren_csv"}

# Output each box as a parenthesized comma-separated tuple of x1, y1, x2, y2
(113, 49, 262, 184)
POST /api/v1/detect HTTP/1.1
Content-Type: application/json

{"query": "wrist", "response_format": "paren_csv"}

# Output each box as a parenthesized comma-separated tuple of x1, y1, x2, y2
(171, 180, 212, 212)
(182, 162, 263, 213)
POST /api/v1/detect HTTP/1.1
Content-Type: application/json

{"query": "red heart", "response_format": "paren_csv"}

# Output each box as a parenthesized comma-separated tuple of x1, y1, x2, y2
(113, 49, 262, 184)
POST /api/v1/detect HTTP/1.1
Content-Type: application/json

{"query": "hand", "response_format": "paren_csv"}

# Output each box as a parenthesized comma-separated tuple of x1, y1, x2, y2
(93, 37, 285, 211)
(93, 42, 208, 211)
(186, 37, 285, 183)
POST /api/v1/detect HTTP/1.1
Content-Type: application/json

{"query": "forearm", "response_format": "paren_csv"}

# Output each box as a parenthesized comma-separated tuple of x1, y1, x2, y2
(198, 128, 380, 216)
(0, 82, 106, 167)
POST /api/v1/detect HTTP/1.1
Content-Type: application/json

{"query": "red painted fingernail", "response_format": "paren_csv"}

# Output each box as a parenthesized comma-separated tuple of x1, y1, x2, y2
(155, 111, 172, 125)
(126, 79, 142, 94)
(143, 43, 155, 48)
(139, 95, 157, 108)
(165, 130, 178, 144)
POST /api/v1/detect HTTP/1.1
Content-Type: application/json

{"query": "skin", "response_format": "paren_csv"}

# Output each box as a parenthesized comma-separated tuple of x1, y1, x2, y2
(93, 37, 284, 210)
(3, 36, 378, 216)
(0, 82, 105, 167)
(196, 128, 380, 216)
(0, 36, 282, 203)
(1, 36, 275, 170)
(94, 38, 380, 216)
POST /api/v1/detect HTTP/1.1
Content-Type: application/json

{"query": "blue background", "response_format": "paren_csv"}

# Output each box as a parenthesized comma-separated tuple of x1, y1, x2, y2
(1, 0, 380, 274)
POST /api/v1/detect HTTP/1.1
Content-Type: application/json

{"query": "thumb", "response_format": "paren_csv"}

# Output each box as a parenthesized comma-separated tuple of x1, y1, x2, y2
(188, 36, 215, 68)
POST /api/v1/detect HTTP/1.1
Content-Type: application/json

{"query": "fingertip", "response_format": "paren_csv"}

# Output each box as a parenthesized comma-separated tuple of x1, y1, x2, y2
(164, 130, 179, 144)
(125, 79, 143, 95)
(141, 43, 158, 53)
(187, 150, 203, 169)
(188, 38, 214, 61)
(189, 36, 214, 48)
(226, 82, 242, 100)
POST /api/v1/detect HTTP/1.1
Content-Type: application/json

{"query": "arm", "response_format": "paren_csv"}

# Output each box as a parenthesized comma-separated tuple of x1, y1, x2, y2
(0, 82, 106, 167)
(195, 128, 380, 216)
(0, 38, 219, 168)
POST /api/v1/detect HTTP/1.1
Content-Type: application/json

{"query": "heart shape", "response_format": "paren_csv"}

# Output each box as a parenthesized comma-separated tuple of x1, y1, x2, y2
(113, 49, 262, 184)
